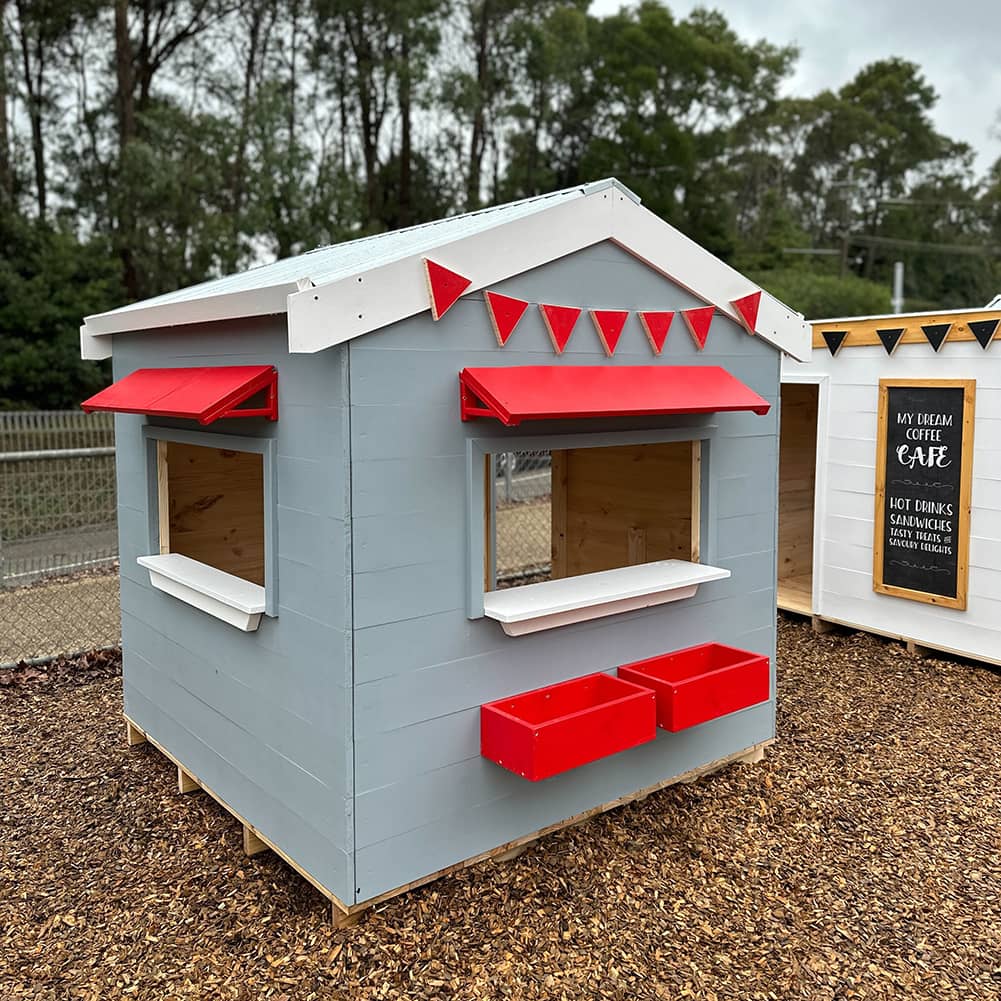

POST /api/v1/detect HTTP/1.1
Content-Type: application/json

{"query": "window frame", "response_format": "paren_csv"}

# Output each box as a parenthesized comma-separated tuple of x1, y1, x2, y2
(465, 423, 717, 621)
(143, 425, 279, 617)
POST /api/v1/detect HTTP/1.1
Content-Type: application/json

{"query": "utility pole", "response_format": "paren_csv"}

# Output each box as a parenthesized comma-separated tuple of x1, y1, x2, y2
(892, 261, 904, 314)
(832, 169, 855, 278)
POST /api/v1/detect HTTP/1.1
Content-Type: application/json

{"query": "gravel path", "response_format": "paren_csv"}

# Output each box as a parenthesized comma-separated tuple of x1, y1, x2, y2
(1, 619, 999, 999)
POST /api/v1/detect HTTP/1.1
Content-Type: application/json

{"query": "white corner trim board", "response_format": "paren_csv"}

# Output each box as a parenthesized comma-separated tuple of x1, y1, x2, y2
(137, 554, 266, 632)
(483, 559, 731, 636)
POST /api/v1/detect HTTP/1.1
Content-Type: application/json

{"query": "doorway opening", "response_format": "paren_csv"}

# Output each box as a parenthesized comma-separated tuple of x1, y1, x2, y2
(777, 382, 819, 614)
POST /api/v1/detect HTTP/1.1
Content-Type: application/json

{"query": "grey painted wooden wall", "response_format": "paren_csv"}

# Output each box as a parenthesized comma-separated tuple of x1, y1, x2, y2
(111, 316, 356, 903)
(349, 241, 780, 901)
(111, 240, 780, 909)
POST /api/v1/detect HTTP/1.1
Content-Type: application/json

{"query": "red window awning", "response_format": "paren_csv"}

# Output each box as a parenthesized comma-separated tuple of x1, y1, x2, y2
(459, 365, 770, 427)
(81, 366, 278, 424)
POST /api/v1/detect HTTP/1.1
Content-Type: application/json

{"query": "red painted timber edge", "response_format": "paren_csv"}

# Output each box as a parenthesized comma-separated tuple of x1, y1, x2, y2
(481, 673, 657, 781)
(617, 643, 769, 732)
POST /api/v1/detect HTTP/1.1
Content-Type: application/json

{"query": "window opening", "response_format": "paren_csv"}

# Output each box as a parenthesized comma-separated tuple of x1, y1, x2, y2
(488, 441, 700, 592)
(157, 440, 265, 585)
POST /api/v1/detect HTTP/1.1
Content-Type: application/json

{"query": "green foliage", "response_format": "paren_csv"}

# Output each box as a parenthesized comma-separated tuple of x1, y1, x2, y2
(0, 0, 999, 409)
(0, 215, 121, 409)
(749, 268, 890, 320)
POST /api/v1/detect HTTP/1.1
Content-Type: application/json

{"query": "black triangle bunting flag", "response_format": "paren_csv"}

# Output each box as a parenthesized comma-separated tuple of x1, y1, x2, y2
(921, 323, 951, 352)
(822, 330, 847, 356)
(969, 318, 1000, 349)
(876, 327, 905, 355)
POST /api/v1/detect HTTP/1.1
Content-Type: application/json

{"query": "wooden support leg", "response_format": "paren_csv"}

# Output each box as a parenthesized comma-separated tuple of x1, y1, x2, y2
(332, 903, 364, 929)
(494, 844, 529, 863)
(906, 640, 932, 658)
(739, 746, 765, 765)
(243, 824, 270, 857)
(812, 616, 836, 635)
(126, 720, 147, 747)
(177, 766, 200, 794)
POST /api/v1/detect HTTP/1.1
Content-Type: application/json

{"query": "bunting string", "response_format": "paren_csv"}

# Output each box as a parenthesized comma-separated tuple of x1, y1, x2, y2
(422, 256, 761, 355)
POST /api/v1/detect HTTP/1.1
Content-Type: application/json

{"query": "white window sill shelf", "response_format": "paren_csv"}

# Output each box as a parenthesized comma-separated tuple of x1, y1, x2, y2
(137, 554, 266, 632)
(482, 559, 731, 636)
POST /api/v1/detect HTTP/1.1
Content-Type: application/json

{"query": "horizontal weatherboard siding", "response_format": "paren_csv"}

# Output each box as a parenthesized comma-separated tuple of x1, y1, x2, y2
(785, 339, 1001, 664)
(112, 316, 356, 903)
(348, 241, 780, 899)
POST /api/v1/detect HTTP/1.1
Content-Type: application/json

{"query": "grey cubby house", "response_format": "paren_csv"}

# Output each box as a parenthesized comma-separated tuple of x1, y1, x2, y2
(80, 179, 811, 923)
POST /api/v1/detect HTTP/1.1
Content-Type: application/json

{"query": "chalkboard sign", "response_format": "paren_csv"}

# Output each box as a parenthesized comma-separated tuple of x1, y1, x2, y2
(873, 380, 975, 609)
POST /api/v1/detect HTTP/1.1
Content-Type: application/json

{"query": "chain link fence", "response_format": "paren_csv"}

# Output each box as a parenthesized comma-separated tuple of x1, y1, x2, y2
(0, 412, 120, 665)
(493, 450, 552, 587)
(0, 428, 555, 660)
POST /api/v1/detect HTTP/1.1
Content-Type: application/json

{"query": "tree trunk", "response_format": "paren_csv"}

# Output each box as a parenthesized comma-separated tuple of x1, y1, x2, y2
(398, 30, 412, 228)
(114, 0, 140, 298)
(114, 0, 135, 144)
(465, 0, 491, 211)
(0, 0, 12, 204)
(14, 0, 45, 218)
(229, 3, 266, 268)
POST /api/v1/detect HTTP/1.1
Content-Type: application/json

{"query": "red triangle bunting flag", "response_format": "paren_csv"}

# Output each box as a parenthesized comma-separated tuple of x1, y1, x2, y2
(484, 291, 529, 346)
(540, 304, 582, 354)
(682, 306, 715, 350)
(731, 291, 761, 335)
(424, 258, 472, 321)
(638, 311, 674, 354)
(590, 309, 629, 356)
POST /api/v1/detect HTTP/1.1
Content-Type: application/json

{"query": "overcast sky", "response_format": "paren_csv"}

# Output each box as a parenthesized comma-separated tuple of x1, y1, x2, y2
(589, 0, 1001, 177)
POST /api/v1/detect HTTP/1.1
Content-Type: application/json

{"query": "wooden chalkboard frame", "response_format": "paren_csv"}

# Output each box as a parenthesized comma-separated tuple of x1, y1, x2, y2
(873, 379, 975, 610)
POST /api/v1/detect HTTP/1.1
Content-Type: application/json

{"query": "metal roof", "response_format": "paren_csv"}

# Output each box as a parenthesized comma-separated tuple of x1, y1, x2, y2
(80, 177, 812, 361)
(89, 180, 634, 323)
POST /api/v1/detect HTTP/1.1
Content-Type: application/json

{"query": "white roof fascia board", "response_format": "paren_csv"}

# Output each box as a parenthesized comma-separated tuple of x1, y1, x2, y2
(288, 187, 809, 359)
(812, 306, 1001, 324)
(286, 186, 615, 353)
(608, 196, 811, 361)
(81, 324, 112, 360)
(81, 281, 300, 341)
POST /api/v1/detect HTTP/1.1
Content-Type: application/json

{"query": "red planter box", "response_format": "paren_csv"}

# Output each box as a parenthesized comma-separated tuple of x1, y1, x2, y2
(481, 673, 657, 781)
(617, 643, 769, 732)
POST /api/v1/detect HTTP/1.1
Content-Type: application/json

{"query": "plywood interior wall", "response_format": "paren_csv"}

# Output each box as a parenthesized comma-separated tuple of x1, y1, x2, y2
(551, 441, 696, 579)
(162, 442, 265, 585)
(778, 384, 818, 586)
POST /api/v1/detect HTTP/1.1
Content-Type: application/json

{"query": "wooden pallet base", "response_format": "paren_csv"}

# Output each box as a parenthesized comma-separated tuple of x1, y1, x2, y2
(124, 713, 772, 927)
(177, 766, 200, 794)
(778, 607, 1001, 670)
(126, 720, 147, 747)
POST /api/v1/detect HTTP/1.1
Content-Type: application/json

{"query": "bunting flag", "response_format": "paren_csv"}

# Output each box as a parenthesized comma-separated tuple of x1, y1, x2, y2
(484, 291, 529, 346)
(876, 327, 905, 356)
(423, 258, 472, 320)
(539, 304, 582, 354)
(681, 306, 715, 351)
(822, 330, 848, 356)
(638, 311, 674, 354)
(731, 291, 761, 335)
(590, 309, 629, 356)
(921, 323, 951, 352)
(969, 317, 1000, 349)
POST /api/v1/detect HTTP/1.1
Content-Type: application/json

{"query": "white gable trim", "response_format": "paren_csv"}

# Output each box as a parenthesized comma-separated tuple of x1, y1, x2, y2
(81, 183, 811, 361)
(80, 282, 300, 360)
(286, 188, 810, 360)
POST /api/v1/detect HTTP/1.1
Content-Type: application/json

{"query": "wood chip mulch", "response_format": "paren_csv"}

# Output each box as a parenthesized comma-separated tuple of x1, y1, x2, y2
(2, 618, 1000, 1000)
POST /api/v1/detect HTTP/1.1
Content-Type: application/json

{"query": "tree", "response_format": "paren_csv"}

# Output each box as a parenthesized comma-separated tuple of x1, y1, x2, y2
(0, 214, 121, 408)
(749, 268, 890, 320)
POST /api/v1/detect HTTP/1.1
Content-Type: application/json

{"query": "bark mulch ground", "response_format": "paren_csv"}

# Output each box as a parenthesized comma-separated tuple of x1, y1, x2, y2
(1, 618, 1000, 1000)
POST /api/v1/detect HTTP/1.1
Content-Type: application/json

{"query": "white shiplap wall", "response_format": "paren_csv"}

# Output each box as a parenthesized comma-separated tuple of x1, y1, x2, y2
(783, 341, 1001, 664)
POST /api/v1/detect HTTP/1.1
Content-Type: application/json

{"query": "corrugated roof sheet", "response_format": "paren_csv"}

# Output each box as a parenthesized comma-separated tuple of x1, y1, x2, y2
(96, 180, 632, 320)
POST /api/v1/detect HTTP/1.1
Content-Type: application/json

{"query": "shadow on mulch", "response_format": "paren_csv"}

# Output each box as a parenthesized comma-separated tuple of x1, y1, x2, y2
(1, 620, 1000, 1000)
